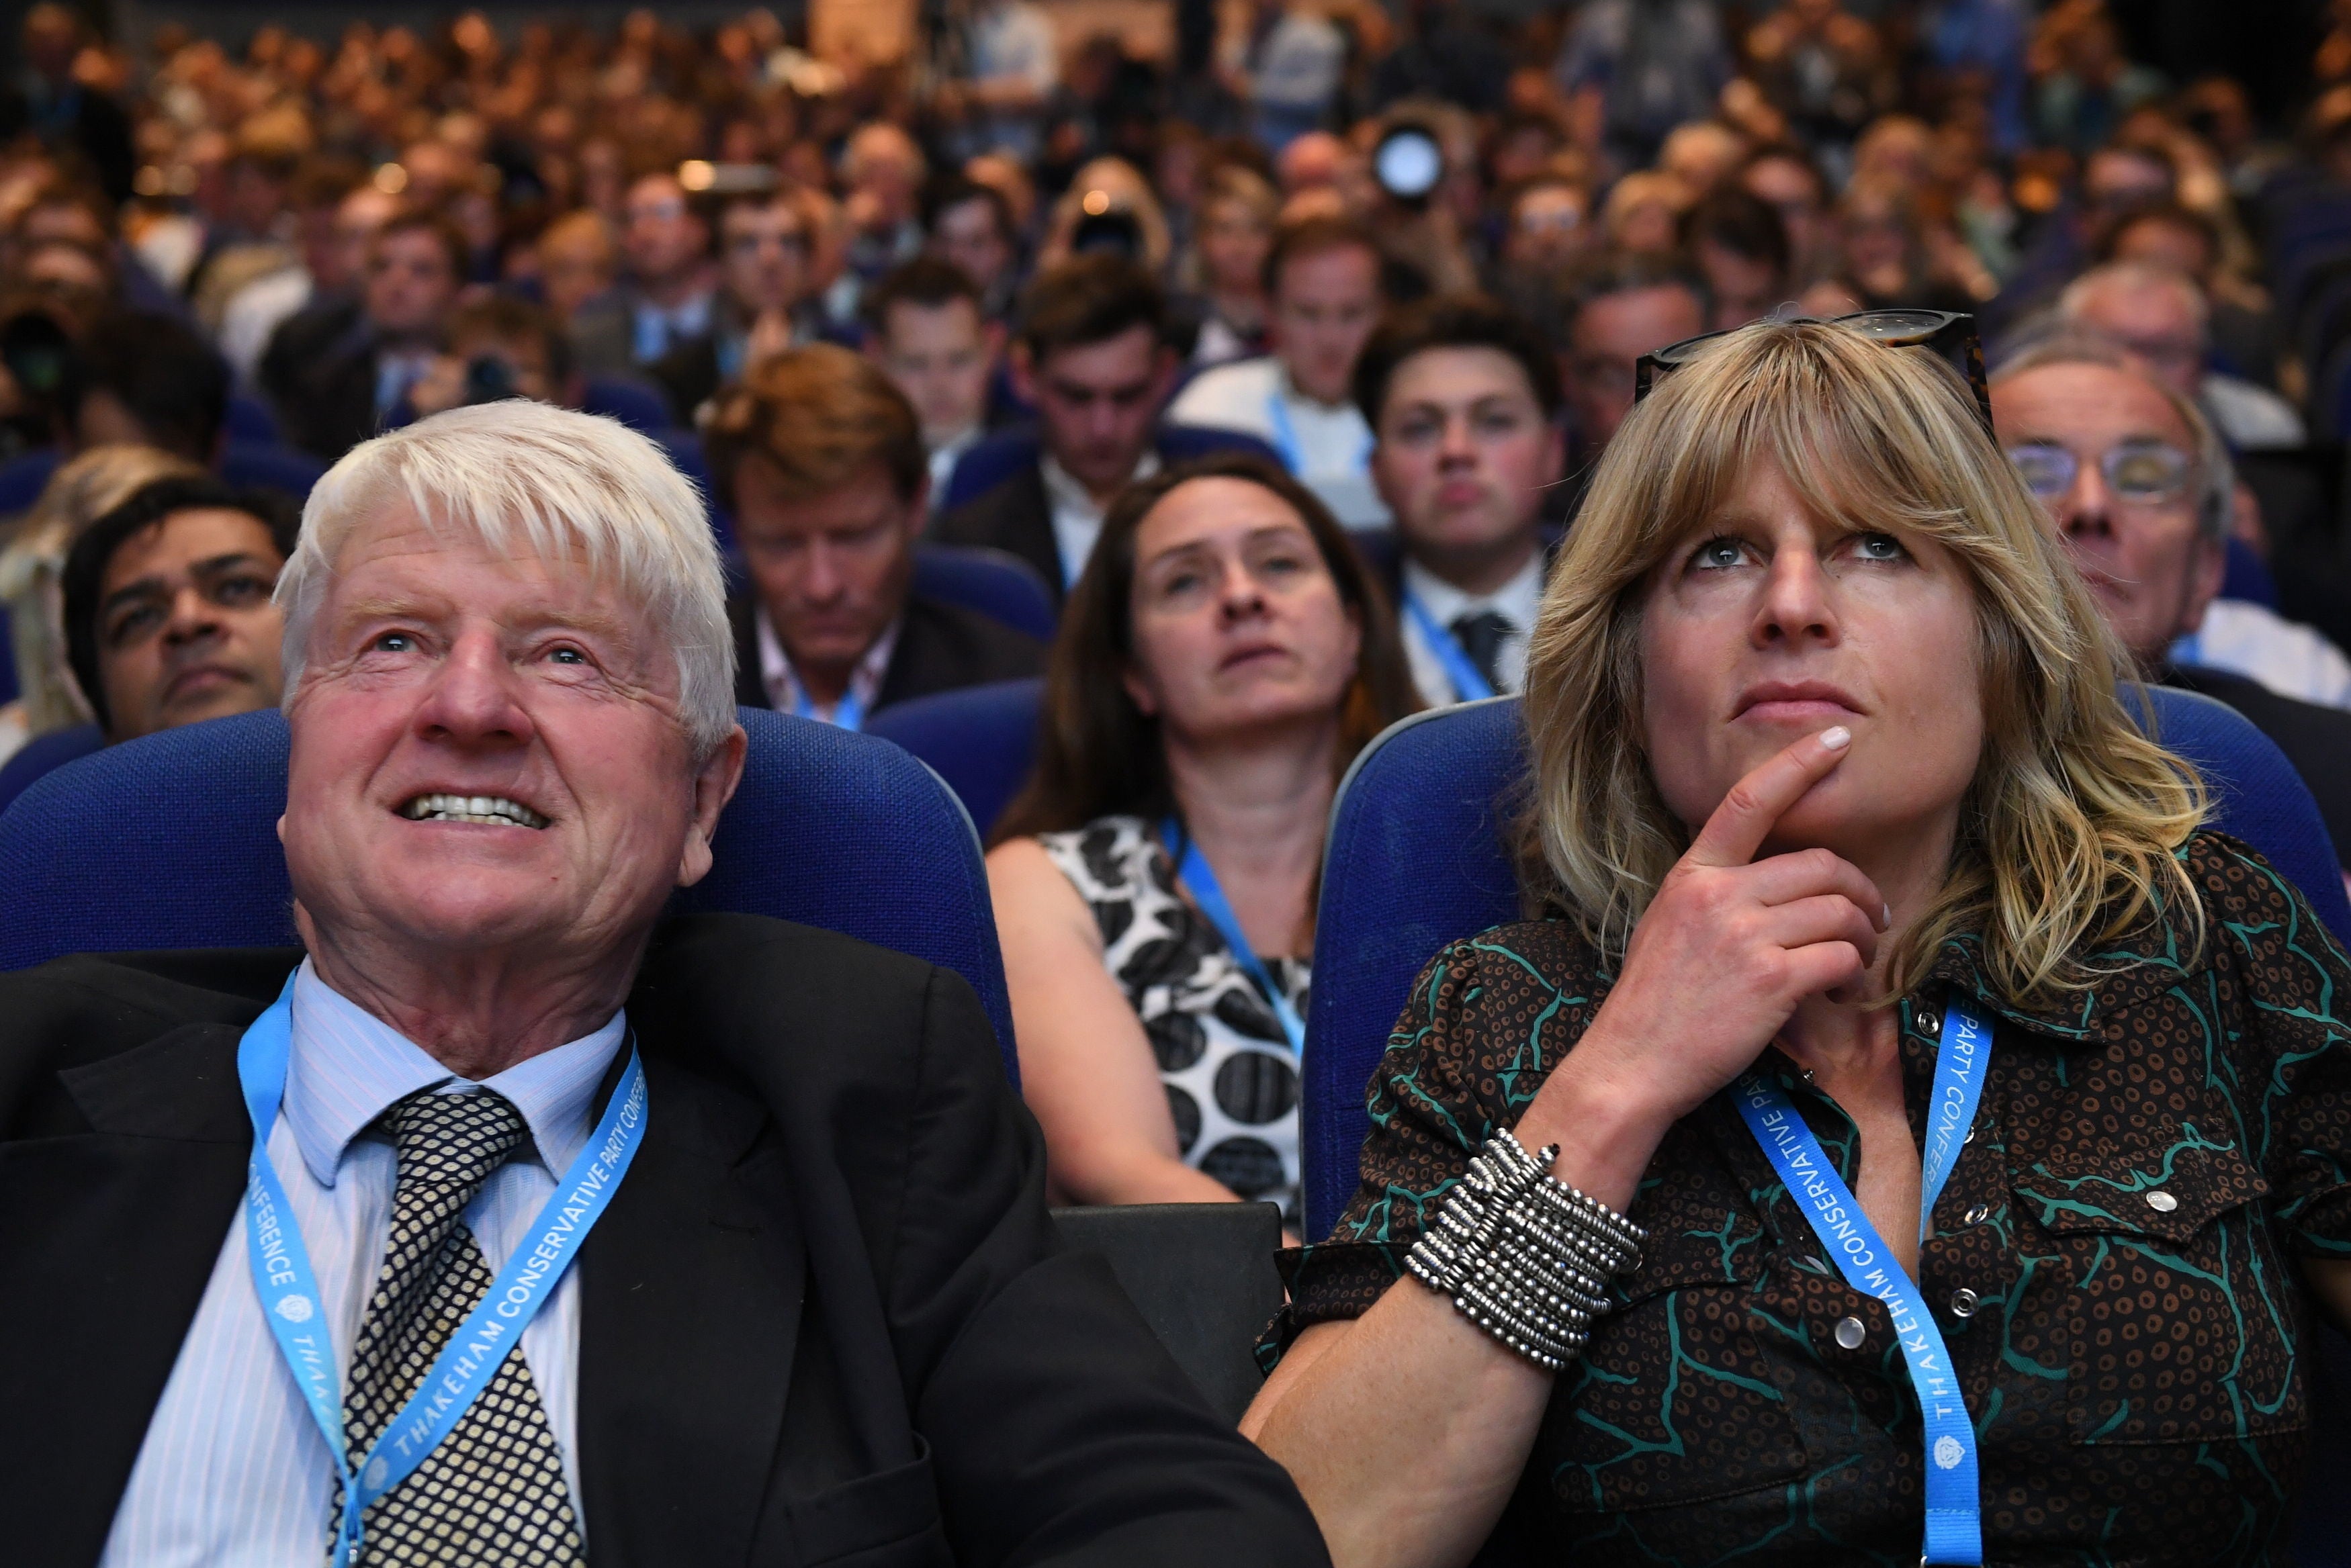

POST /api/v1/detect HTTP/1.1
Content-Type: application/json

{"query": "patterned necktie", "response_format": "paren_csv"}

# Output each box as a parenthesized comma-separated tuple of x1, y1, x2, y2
(338, 1088, 585, 1567)
(1448, 609, 1515, 694)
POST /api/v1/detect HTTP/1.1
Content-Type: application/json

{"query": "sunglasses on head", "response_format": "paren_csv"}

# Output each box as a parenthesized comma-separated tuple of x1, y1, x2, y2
(1633, 309, 1995, 437)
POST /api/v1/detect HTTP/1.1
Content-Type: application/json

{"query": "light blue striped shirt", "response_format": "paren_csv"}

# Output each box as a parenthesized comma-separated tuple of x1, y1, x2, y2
(99, 960, 628, 1567)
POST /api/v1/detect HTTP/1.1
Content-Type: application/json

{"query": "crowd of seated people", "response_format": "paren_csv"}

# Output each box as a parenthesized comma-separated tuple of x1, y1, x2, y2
(15, 0, 2351, 1562)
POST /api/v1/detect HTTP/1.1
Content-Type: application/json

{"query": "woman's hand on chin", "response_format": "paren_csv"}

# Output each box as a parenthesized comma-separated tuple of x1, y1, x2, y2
(1520, 727, 1890, 1187)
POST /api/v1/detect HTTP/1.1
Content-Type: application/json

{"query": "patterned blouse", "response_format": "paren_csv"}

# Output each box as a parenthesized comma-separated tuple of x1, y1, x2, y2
(1038, 815, 1308, 1224)
(1266, 833, 2351, 1565)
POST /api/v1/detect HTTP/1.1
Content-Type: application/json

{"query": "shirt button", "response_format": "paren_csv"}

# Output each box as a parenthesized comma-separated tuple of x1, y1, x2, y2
(1914, 1010, 1941, 1035)
(2145, 1190, 2179, 1213)
(1963, 1203, 1991, 1226)
(1834, 1316, 1868, 1350)
(1949, 1287, 1980, 1318)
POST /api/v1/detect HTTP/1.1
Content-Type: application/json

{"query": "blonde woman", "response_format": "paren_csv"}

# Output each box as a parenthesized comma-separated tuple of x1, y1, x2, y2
(1244, 318, 2351, 1567)
(0, 444, 204, 763)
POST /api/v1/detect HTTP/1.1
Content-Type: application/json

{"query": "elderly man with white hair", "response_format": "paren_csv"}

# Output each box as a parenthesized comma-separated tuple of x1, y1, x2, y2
(0, 402, 1329, 1567)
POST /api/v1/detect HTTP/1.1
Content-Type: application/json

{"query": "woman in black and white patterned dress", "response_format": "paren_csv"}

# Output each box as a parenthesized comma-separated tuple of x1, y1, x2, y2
(987, 455, 1419, 1228)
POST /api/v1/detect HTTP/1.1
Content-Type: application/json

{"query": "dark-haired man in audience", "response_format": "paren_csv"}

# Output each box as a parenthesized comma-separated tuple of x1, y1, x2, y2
(1557, 253, 1707, 499)
(1990, 338, 2351, 860)
(705, 344, 1041, 727)
(1169, 215, 1388, 527)
(269, 210, 465, 461)
(647, 186, 815, 421)
(933, 255, 1276, 601)
(61, 475, 296, 744)
(864, 257, 1007, 508)
(67, 310, 233, 461)
(569, 170, 716, 377)
(924, 174, 1020, 319)
(1356, 294, 1564, 708)
(1681, 188, 1791, 331)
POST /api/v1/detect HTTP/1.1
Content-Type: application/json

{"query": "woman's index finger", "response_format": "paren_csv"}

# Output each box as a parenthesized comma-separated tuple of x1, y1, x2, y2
(1683, 726, 1854, 869)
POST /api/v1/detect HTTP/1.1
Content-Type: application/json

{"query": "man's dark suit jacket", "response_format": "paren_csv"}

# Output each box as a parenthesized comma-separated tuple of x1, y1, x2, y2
(930, 428, 1282, 606)
(729, 592, 1045, 716)
(2165, 663, 2351, 860)
(0, 916, 1328, 1567)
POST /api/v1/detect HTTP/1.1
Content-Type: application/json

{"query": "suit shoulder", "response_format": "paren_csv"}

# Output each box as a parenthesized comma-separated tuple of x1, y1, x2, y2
(934, 465, 1045, 543)
(0, 950, 284, 1067)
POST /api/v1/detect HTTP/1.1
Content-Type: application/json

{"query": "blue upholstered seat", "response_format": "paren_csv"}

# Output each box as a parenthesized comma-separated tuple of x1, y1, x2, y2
(0, 705, 1017, 1080)
(865, 677, 1045, 839)
(909, 546, 1057, 642)
(1303, 688, 2351, 1238)
(1301, 688, 2351, 1565)
(580, 375, 676, 433)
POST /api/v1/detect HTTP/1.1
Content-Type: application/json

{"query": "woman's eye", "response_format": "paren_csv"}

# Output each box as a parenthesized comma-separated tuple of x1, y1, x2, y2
(1692, 538, 1745, 569)
(1852, 533, 1906, 561)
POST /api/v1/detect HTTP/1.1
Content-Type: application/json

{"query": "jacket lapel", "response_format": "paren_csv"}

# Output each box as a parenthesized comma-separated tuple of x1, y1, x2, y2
(575, 1054, 805, 1567)
(0, 1023, 251, 1566)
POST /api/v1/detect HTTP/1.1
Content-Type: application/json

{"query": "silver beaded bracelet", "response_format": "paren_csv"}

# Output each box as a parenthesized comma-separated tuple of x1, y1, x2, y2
(1405, 1127, 1647, 1371)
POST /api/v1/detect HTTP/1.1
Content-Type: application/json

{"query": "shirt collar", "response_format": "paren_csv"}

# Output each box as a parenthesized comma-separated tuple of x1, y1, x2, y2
(1401, 550, 1545, 632)
(1039, 449, 1159, 525)
(283, 958, 629, 1188)
(755, 604, 901, 721)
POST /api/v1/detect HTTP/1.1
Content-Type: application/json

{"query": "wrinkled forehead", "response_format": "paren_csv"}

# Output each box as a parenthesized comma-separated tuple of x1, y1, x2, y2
(318, 504, 652, 640)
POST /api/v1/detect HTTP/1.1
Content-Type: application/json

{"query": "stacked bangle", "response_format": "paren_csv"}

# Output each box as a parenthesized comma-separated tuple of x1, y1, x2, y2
(1406, 1127, 1646, 1371)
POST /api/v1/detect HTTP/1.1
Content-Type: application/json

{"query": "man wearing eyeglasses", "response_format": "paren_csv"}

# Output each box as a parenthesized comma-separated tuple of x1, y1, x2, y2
(1991, 337, 2351, 861)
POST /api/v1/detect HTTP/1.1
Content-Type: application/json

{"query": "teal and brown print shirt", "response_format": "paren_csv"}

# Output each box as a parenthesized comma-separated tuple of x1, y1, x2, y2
(1266, 833, 2351, 1566)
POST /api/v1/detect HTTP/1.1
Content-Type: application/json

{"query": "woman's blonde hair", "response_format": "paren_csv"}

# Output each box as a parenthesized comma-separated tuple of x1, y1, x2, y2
(0, 444, 206, 735)
(1523, 319, 2204, 1005)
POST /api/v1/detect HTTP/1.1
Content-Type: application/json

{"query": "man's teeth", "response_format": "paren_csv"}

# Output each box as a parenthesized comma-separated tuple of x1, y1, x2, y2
(399, 794, 549, 828)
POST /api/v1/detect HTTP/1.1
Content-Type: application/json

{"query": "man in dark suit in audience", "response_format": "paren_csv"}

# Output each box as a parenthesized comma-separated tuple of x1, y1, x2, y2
(1991, 336, 2351, 861)
(568, 170, 718, 379)
(1355, 294, 1566, 708)
(265, 210, 464, 462)
(0, 398, 1328, 1567)
(932, 254, 1276, 603)
(706, 342, 1043, 727)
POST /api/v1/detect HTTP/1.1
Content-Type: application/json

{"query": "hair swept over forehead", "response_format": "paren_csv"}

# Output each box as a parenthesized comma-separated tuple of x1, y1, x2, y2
(273, 400, 738, 759)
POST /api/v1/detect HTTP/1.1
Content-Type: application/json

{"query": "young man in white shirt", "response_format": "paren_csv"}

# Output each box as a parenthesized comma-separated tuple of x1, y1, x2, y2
(1356, 295, 1566, 707)
(1169, 215, 1388, 528)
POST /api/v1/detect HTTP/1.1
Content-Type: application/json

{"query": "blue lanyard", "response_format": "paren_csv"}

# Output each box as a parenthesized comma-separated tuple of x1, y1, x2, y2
(1263, 385, 1373, 479)
(1733, 995, 1993, 1566)
(1401, 591, 1498, 702)
(236, 974, 650, 1567)
(1161, 817, 1306, 1056)
(793, 684, 867, 731)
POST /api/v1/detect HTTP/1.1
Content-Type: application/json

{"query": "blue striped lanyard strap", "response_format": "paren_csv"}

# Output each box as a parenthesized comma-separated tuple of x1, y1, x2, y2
(236, 974, 650, 1568)
(1733, 994, 1993, 1566)
(1400, 590, 1497, 702)
(793, 684, 867, 732)
(1161, 817, 1306, 1056)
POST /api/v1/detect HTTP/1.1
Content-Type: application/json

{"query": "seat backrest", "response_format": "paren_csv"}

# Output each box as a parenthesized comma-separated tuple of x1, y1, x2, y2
(1049, 1202, 1285, 1426)
(941, 427, 1043, 513)
(910, 544, 1057, 642)
(865, 676, 1044, 840)
(0, 720, 101, 816)
(0, 706, 1018, 1079)
(1302, 688, 2351, 1238)
(581, 375, 676, 433)
(220, 441, 326, 503)
(225, 391, 283, 447)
